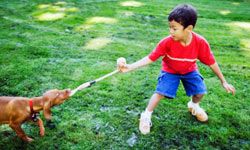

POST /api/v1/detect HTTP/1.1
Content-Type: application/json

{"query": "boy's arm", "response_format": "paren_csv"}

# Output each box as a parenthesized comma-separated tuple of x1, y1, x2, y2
(118, 56, 153, 73)
(209, 63, 235, 95)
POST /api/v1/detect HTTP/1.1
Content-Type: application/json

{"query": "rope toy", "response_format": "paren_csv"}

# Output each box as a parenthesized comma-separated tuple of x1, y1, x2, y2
(70, 57, 126, 97)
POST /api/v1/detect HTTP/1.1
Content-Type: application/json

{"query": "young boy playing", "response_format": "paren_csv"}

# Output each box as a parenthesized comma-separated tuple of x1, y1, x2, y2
(117, 4, 235, 135)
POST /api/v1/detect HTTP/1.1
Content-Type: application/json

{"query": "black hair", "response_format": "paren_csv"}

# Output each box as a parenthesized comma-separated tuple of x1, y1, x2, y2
(168, 4, 197, 29)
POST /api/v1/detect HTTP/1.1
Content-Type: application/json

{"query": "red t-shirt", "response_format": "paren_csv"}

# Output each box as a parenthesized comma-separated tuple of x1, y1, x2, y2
(149, 32, 216, 74)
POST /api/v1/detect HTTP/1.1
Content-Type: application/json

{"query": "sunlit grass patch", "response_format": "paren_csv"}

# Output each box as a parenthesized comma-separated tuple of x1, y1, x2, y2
(38, 4, 51, 9)
(240, 39, 250, 57)
(227, 21, 250, 30)
(225, 21, 250, 40)
(36, 12, 66, 21)
(75, 16, 118, 32)
(86, 17, 118, 24)
(241, 39, 250, 49)
(219, 10, 231, 15)
(34, 1, 79, 21)
(55, 1, 67, 6)
(120, 1, 143, 7)
(83, 37, 112, 50)
(231, 2, 240, 6)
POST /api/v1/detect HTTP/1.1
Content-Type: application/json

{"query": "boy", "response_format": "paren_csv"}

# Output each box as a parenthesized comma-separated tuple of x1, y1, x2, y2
(117, 4, 235, 135)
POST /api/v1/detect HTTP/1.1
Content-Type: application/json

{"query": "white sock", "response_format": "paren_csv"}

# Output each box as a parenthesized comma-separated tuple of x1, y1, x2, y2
(191, 100, 200, 107)
(144, 108, 153, 117)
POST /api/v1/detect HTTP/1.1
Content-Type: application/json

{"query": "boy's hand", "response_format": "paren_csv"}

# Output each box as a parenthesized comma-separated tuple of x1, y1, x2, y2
(117, 56, 153, 73)
(117, 57, 131, 73)
(222, 82, 235, 95)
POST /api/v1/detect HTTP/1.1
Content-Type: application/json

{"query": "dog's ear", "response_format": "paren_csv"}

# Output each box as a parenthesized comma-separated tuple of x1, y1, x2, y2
(42, 89, 59, 120)
(43, 89, 59, 101)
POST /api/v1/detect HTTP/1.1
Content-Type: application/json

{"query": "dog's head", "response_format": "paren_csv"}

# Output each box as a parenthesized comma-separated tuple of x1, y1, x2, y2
(42, 89, 71, 120)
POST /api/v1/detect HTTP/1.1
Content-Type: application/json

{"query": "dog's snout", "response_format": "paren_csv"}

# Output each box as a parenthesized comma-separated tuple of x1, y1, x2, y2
(66, 89, 71, 93)
(60, 89, 71, 99)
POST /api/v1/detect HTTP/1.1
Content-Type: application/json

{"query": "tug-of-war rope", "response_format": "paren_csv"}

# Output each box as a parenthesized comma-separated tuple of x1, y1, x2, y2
(70, 58, 126, 97)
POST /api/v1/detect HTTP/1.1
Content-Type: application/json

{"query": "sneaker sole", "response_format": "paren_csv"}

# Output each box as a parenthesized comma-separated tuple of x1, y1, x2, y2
(139, 122, 150, 135)
(188, 108, 208, 122)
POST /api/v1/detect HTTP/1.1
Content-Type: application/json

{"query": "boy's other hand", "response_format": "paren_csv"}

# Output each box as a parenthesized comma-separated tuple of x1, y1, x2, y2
(222, 82, 236, 95)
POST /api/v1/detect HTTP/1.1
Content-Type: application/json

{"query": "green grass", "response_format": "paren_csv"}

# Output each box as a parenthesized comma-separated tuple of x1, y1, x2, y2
(0, 0, 250, 149)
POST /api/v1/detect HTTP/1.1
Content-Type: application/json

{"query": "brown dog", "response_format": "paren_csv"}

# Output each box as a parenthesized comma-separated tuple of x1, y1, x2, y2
(0, 89, 71, 142)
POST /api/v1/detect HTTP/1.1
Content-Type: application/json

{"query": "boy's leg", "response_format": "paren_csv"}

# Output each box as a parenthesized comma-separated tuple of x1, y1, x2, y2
(139, 70, 179, 134)
(188, 94, 208, 122)
(181, 71, 208, 122)
(192, 94, 204, 103)
(146, 93, 165, 111)
(139, 93, 164, 135)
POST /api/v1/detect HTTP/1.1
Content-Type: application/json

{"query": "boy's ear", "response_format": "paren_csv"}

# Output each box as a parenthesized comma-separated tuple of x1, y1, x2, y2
(186, 25, 193, 31)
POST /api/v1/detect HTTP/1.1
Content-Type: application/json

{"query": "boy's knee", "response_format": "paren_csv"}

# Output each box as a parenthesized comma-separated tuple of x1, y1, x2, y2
(192, 94, 204, 103)
(193, 94, 204, 99)
(153, 93, 165, 99)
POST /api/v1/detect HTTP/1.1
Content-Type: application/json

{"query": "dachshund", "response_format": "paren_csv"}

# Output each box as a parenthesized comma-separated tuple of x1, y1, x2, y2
(0, 89, 71, 142)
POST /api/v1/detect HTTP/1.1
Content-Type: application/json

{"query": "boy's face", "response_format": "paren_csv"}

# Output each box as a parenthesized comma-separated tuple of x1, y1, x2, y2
(169, 20, 191, 41)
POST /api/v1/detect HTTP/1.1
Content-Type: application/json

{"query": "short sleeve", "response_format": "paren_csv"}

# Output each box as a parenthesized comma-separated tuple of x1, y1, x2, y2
(148, 37, 171, 61)
(198, 39, 216, 66)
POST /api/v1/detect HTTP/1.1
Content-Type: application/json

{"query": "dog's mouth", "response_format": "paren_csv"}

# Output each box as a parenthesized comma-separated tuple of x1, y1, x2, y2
(62, 90, 71, 99)
(66, 89, 71, 94)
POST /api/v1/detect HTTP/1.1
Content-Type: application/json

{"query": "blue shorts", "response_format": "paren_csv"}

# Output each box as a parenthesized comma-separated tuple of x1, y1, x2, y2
(155, 70, 207, 99)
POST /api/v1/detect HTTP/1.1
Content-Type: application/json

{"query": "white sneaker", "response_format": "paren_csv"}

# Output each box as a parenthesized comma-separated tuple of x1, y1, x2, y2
(188, 100, 208, 122)
(139, 112, 152, 134)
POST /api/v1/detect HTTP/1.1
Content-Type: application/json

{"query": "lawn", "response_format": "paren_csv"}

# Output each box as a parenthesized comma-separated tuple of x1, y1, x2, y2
(0, 0, 249, 149)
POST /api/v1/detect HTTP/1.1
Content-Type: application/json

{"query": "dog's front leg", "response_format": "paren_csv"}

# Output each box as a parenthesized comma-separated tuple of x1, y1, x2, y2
(36, 118, 45, 136)
(43, 103, 56, 129)
(43, 102, 52, 121)
(9, 123, 33, 142)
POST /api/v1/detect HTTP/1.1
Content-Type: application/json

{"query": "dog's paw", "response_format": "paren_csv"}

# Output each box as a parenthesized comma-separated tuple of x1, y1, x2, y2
(23, 136, 34, 142)
(40, 128, 45, 136)
(27, 137, 34, 142)
(46, 120, 56, 129)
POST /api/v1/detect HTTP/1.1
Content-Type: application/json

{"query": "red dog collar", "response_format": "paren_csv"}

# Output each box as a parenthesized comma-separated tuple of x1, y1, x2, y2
(29, 99, 39, 122)
(29, 99, 34, 114)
